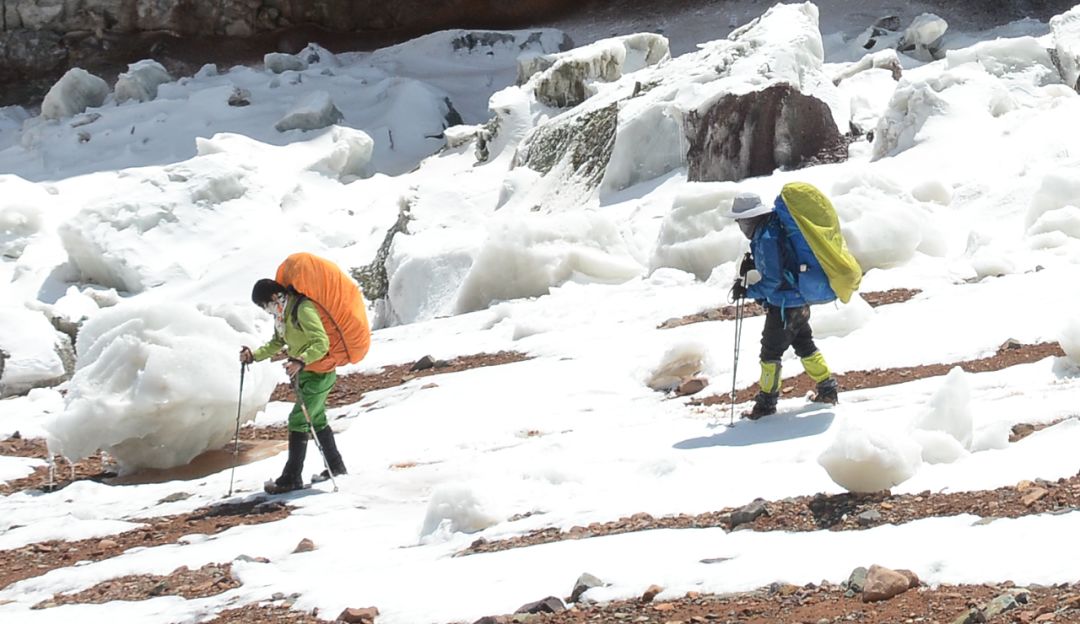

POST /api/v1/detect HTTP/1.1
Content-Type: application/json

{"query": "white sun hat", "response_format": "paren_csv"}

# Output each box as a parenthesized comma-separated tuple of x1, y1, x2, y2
(725, 192, 773, 219)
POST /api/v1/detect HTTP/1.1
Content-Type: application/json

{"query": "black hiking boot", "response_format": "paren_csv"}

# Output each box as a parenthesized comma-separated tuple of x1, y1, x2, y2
(312, 426, 347, 482)
(742, 391, 779, 420)
(810, 378, 839, 405)
(264, 430, 308, 494)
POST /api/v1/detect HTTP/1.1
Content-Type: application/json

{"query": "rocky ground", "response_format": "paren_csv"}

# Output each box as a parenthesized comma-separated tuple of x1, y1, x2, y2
(32, 563, 240, 610)
(692, 341, 1065, 407)
(0, 498, 289, 592)
(1, 320, 1077, 623)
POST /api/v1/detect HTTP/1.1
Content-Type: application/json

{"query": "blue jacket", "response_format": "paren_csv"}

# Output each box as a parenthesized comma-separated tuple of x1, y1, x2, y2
(746, 199, 835, 308)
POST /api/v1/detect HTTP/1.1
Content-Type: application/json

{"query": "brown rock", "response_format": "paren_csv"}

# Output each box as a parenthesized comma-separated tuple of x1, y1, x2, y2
(1021, 487, 1049, 507)
(896, 569, 920, 589)
(654, 603, 676, 611)
(861, 565, 912, 602)
(1016, 480, 1037, 492)
(97, 539, 119, 550)
(675, 377, 708, 396)
(642, 584, 664, 603)
(338, 606, 379, 623)
(293, 538, 316, 553)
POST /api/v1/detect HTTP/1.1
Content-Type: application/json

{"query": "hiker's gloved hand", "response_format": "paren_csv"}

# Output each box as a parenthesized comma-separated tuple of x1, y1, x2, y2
(738, 253, 755, 278)
(729, 279, 748, 301)
(745, 269, 762, 285)
(285, 358, 304, 379)
(239, 346, 254, 365)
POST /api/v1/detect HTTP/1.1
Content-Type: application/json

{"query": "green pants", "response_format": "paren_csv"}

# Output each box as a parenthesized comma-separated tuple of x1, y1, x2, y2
(288, 369, 336, 433)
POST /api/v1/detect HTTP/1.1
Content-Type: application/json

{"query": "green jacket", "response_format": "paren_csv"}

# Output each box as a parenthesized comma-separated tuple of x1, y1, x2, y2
(253, 295, 330, 366)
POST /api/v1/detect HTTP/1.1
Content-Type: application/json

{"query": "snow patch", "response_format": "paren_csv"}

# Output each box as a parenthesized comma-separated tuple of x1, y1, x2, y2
(0, 307, 69, 397)
(41, 68, 110, 120)
(649, 184, 743, 280)
(1061, 316, 1080, 366)
(818, 422, 922, 493)
(275, 91, 345, 133)
(419, 484, 500, 542)
(809, 295, 874, 339)
(1050, 5, 1080, 90)
(454, 212, 641, 314)
(914, 367, 973, 451)
(115, 60, 172, 103)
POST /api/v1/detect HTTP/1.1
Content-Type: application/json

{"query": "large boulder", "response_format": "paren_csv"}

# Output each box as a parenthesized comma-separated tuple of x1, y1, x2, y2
(685, 83, 842, 183)
(499, 2, 847, 203)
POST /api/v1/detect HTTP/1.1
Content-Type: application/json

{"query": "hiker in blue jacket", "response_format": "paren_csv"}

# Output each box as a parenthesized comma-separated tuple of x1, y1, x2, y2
(728, 191, 839, 419)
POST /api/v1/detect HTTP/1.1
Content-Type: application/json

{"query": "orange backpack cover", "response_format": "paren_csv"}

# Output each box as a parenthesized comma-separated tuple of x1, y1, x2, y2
(275, 252, 370, 373)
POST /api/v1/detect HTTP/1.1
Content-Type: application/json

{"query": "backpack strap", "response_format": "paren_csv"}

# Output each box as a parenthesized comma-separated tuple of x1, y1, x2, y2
(287, 292, 353, 364)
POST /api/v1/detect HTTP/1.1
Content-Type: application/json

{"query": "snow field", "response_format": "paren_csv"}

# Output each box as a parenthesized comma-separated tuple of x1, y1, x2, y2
(1, 1, 1080, 622)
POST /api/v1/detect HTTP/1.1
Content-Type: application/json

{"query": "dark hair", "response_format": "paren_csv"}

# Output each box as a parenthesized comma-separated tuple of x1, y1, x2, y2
(251, 279, 286, 305)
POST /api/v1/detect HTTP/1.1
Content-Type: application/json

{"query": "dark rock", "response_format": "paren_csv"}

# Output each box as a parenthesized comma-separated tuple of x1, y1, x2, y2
(514, 596, 565, 614)
(843, 566, 869, 596)
(228, 87, 251, 107)
(949, 608, 984, 624)
(641, 584, 663, 603)
(729, 498, 768, 528)
(410, 355, 436, 371)
(856, 509, 882, 526)
(0, 29, 68, 87)
(569, 572, 604, 603)
(981, 592, 1021, 618)
(514, 101, 618, 192)
(352, 199, 412, 313)
(685, 83, 842, 183)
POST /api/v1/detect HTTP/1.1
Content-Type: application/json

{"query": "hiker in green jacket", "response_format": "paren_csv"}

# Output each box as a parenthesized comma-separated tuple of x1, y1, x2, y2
(240, 279, 347, 493)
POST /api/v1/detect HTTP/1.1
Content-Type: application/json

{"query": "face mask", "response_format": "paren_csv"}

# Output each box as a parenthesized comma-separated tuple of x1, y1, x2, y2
(264, 295, 285, 319)
(738, 218, 758, 239)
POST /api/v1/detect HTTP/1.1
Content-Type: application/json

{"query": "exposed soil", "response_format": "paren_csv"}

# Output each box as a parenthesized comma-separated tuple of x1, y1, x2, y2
(693, 341, 1066, 406)
(0, 498, 290, 592)
(467, 582, 1080, 624)
(0, 438, 286, 494)
(269, 351, 530, 407)
(461, 468, 1080, 557)
(658, 288, 921, 328)
(32, 562, 239, 609)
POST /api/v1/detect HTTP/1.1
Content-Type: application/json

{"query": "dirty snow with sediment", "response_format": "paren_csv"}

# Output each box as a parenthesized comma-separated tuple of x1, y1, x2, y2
(2, 1, 1080, 622)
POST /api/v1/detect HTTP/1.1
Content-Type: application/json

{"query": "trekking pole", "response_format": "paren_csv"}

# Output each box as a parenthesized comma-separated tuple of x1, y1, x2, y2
(291, 375, 338, 492)
(226, 362, 247, 498)
(729, 296, 745, 426)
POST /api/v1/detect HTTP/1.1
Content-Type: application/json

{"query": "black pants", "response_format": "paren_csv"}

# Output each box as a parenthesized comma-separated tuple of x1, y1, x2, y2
(760, 304, 818, 361)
